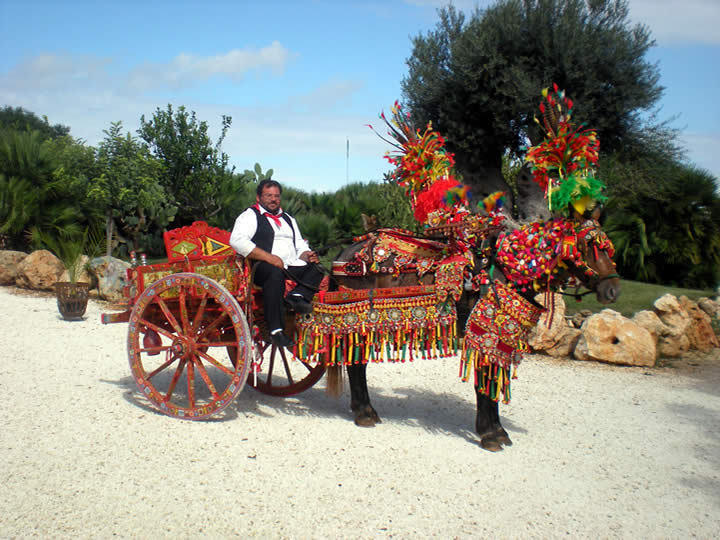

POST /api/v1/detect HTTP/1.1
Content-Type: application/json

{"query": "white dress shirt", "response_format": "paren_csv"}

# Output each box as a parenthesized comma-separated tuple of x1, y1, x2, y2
(229, 207, 310, 268)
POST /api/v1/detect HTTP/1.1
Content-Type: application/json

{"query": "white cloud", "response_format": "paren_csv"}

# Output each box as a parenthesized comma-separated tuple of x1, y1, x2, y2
(287, 79, 366, 111)
(404, 0, 720, 45)
(127, 41, 294, 91)
(628, 0, 720, 45)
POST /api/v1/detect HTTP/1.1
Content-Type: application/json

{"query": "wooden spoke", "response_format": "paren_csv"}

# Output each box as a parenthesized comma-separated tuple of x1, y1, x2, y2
(139, 344, 172, 355)
(244, 325, 325, 397)
(195, 310, 228, 342)
(191, 291, 208, 331)
(179, 287, 190, 335)
(193, 358, 221, 400)
(154, 295, 183, 335)
(145, 352, 180, 380)
(164, 358, 186, 401)
(196, 349, 235, 377)
(138, 318, 178, 342)
(278, 347, 295, 385)
(128, 273, 251, 420)
(186, 360, 195, 409)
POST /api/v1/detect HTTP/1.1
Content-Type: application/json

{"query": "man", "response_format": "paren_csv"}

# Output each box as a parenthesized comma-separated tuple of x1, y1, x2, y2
(230, 179, 323, 348)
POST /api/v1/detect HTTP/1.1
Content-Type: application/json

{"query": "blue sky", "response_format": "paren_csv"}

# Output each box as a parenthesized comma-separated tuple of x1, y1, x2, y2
(1, 0, 718, 194)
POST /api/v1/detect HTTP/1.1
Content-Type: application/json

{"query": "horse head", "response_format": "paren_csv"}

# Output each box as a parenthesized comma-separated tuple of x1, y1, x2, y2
(493, 206, 620, 304)
(566, 206, 620, 304)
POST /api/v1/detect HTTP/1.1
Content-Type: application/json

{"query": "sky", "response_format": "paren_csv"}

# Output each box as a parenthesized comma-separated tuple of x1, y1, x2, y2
(1, 0, 718, 194)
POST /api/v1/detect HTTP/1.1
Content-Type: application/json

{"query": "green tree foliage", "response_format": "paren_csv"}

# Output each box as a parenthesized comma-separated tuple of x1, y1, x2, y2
(88, 121, 176, 256)
(137, 105, 236, 224)
(401, 0, 662, 197)
(0, 105, 70, 140)
(0, 129, 96, 250)
(605, 164, 720, 288)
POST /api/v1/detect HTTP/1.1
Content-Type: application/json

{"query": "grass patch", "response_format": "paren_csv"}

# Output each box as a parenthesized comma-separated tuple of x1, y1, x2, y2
(565, 279, 717, 317)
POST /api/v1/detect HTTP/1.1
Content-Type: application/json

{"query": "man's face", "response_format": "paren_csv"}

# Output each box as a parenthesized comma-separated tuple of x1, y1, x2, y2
(257, 185, 281, 213)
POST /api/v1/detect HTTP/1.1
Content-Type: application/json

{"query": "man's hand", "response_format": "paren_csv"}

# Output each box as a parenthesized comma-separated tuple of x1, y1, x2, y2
(300, 250, 320, 264)
(248, 247, 284, 269)
(266, 254, 284, 268)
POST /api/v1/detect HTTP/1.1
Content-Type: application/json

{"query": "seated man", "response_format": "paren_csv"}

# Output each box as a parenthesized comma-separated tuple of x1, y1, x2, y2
(230, 179, 323, 348)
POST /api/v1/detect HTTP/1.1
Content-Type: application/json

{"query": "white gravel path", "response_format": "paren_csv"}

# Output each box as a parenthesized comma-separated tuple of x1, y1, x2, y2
(1, 286, 719, 538)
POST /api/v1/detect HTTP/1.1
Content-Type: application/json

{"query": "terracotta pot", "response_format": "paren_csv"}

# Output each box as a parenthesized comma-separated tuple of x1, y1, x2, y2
(55, 281, 91, 320)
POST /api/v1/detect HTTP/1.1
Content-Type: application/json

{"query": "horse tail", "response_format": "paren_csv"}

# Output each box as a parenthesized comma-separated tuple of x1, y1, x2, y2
(325, 365, 344, 398)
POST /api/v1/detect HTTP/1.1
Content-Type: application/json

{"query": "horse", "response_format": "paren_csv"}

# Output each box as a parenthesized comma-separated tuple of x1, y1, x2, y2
(327, 207, 620, 451)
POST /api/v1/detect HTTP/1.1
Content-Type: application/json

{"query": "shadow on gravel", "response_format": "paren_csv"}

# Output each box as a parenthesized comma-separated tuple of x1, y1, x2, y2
(234, 381, 525, 444)
(101, 372, 526, 444)
(666, 400, 720, 506)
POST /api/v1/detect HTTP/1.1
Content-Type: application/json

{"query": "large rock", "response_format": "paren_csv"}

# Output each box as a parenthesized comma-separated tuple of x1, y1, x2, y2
(678, 296, 719, 351)
(16, 250, 65, 290)
(89, 256, 131, 301)
(697, 297, 720, 318)
(545, 327, 582, 357)
(528, 293, 569, 352)
(653, 294, 691, 357)
(0, 250, 28, 285)
(574, 309, 656, 367)
(632, 310, 666, 342)
(654, 294, 691, 334)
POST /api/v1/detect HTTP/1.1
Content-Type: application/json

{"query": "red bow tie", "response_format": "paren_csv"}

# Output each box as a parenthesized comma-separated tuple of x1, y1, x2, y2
(255, 204, 283, 228)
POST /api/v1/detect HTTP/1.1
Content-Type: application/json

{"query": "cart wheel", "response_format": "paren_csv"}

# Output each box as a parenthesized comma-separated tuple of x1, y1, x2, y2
(243, 330, 325, 397)
(127, 272, 251, 420)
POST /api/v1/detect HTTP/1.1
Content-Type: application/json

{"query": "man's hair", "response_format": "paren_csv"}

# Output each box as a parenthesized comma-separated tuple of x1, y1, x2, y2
(257, 179, 282, 196)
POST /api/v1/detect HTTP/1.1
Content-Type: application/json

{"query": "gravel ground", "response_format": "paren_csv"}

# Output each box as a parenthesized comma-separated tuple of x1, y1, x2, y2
(1, 286, 719, 538)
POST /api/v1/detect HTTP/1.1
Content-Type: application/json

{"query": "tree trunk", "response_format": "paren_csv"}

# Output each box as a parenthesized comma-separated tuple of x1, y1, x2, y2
(105, 213, 113, 259)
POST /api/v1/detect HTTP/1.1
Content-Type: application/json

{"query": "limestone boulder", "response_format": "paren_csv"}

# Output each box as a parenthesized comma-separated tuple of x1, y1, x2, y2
(574, 309, 656, 367)
(697, 297, 719, 318)
(545, 327, 582, 357)
(652, 294, 691, 357)
(678, 296, 719, 351)
(528, 293, 569, 352)
(653, 294, 691, 335)
(89, 256, 131, 301)
(15, 250, 65, 290)
(570, 309, 593, 329)
(0, 250, 28, 285)
(632, 310, 666, 342)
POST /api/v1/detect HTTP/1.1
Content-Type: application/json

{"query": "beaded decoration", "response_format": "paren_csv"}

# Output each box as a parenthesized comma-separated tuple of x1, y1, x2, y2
(460, 281, 544, 403)
(297, 286, 457, 366)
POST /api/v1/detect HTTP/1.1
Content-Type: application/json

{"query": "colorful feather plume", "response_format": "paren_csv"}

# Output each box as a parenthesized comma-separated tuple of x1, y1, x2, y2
(369, 101, 471, 226)
(482, 191, 506, 213)
(525, 85, 606, 214)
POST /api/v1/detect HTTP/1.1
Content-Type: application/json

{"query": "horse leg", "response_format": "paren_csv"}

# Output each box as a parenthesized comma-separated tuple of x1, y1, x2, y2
(347, 363, 381, 427)
(489, 399, 512, 446)
(475, 390, 503, 452)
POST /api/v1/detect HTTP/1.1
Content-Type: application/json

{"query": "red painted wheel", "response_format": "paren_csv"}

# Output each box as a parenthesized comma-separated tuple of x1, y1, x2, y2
(127, 273, 251, 420)
(245, 329, 325, 397)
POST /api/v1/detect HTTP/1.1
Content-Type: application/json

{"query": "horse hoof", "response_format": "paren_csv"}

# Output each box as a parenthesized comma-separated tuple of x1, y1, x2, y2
(494, 429, 513, 447)
(480, 436, 503, 452)
(354, 415, 376, 428)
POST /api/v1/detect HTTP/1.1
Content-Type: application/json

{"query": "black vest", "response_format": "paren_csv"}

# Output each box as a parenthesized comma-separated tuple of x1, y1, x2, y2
(250, 206, 296, 253)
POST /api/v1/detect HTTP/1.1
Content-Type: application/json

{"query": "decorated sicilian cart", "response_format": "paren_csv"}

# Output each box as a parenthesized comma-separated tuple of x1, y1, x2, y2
(100, 218, 480, 420)
(102, 87, 620, 447)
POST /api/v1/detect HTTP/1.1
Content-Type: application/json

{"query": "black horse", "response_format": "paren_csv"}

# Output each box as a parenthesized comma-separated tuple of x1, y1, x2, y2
(328, 208, 620, 451)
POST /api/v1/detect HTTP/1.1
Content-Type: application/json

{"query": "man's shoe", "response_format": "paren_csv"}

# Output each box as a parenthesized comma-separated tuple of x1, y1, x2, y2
(271, 331, 295, 349)
(284, 294, 313, 314)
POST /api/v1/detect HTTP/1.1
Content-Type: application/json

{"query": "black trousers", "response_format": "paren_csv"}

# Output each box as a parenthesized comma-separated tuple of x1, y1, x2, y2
(252, 261, 324, 332)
